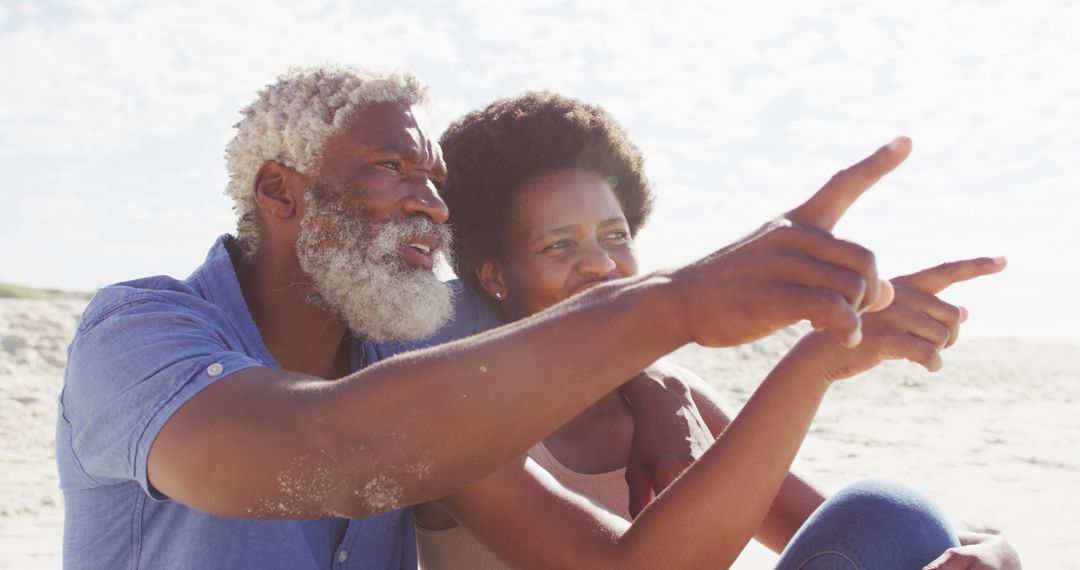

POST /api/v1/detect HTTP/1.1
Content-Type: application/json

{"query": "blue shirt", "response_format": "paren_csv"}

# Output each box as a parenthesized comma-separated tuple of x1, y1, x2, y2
(57, 236, 421, 569)
(376, 281, 502, 356)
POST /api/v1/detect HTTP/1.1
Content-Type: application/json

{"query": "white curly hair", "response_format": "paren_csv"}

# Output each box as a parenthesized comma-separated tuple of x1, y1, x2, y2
(224, 65, 429, 257)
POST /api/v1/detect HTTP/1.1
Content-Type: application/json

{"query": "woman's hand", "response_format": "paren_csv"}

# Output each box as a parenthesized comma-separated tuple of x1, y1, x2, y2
(923, 532, 1022, 569)
(619, 362, 714, 518)
(795, 256, 1006, 382)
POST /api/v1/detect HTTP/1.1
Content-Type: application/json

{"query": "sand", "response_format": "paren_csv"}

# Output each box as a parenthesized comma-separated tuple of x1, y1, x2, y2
(1, 297, 1076, 568)
(0, 298, 82, 569)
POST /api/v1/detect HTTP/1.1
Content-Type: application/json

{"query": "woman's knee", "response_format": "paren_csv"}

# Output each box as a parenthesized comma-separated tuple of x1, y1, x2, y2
(776, 478, 960, 569)
(828, 478, 955, 536)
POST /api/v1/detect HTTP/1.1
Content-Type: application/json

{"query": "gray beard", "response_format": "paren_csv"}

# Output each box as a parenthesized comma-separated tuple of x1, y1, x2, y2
(295, 189, 454, 342)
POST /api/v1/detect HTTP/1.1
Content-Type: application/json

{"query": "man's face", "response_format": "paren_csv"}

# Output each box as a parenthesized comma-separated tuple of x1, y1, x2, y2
(294, 101, 454, 341)
(313, 100, 448, 255)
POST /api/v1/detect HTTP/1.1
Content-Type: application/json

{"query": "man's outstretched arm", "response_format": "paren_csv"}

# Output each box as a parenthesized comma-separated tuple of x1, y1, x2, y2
(147, 137, 912, 519)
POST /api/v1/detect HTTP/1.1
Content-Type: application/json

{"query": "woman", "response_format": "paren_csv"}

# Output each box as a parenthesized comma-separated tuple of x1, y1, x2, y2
(413, 92, 1018, 569)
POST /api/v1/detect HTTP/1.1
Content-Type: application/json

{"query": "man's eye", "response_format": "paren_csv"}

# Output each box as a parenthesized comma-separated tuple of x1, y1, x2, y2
(377, 161, 404, 172)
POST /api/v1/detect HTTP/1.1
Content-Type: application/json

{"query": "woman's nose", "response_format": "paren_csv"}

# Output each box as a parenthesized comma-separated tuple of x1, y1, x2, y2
(578, 244, 617, 277)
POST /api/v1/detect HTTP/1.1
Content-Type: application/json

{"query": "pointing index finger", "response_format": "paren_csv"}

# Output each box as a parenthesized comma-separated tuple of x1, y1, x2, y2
(898, 256, 1008, 294)
(787, 137, 912, 232)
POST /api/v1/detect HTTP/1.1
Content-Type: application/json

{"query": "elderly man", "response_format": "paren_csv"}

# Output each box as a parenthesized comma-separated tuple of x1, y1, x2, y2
(58, 66, 904, 568)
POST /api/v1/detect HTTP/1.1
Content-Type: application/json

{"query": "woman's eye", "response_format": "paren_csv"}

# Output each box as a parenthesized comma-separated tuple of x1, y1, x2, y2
(543, 240, 572, 252)
(604, 230, 630, 243)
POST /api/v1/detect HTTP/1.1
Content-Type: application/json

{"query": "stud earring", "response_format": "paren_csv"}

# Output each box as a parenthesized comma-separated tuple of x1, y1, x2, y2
(494, 292, 503, 300)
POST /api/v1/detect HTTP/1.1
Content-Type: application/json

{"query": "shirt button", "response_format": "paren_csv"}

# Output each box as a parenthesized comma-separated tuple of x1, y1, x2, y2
(207, 363, 224, 376)
(338, 550, 348, 563)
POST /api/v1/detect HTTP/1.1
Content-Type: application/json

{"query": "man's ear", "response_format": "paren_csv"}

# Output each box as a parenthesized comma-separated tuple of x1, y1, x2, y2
(476, 259, 508, 302)
(253, 161, 301, 221)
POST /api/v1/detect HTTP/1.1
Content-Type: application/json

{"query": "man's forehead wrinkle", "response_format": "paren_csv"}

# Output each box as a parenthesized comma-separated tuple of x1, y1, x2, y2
(357, 140, 428, 165)
(333, 131, 417, 163)
(416, 126, 448, 175)
(422, 142, 446, 175)
(366, 133, 444, 173)
(406, 104, 444, 173)
(401, 123, 436, 169)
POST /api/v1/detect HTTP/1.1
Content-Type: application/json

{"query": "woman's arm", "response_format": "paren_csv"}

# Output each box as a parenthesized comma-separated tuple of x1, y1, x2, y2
(439, 344, 835, 569)
(673, 362, 827, 552)
(619, 365, 715, 517)
(433, 257, 1003, 569)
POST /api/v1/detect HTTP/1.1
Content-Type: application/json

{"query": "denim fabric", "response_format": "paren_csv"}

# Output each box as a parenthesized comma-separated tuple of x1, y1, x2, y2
(775, 479, 960, 570)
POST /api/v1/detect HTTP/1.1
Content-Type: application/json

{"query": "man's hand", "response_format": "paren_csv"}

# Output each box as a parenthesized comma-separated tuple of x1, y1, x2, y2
(923, 532, 1022, 570)
(796, 256, 1006, 382)
(668, 137, 911, 349)
(619, 362, 714, 518)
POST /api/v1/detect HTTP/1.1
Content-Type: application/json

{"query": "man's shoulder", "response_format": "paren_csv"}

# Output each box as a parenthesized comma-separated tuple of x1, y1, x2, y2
(78, 275, 207, 332)
(77, 235, 242, 332)
(68, 274, 242, 380)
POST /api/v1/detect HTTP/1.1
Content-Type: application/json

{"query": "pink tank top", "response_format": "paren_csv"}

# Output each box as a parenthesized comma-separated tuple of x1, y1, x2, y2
(415, 442, 631, 569)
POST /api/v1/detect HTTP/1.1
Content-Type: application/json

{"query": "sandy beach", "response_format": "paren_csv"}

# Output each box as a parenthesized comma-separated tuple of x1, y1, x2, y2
(1, 296, 1076, 568)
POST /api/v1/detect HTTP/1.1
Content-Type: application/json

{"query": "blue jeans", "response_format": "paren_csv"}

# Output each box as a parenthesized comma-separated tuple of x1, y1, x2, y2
(774, 479, 960, 570)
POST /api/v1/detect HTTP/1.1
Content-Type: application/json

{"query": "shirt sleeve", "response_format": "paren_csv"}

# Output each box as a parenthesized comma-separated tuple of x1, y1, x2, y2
(60, 291, 266, 498)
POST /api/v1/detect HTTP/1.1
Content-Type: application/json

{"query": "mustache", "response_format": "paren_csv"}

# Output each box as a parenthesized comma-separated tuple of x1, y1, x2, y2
(379, 215, 452, 240)
(372, 216, 455, 265)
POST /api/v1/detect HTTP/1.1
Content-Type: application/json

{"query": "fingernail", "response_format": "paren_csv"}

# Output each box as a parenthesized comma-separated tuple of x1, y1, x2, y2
(992, 256, 1007, 266)
(930, 353, 943, 372)
(886, 137, 904, 152)
(845, 326, 863, 348)
(959, 306, 969, 322)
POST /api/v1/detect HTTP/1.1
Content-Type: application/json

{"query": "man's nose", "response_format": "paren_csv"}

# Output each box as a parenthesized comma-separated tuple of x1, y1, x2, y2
(403, 177, 449, 224)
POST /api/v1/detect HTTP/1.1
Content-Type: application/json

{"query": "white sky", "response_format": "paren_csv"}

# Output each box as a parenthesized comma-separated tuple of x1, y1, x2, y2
(1, 0, 1078, 343)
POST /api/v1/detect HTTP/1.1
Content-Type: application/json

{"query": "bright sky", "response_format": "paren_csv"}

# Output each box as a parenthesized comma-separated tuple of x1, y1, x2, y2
(2, 0, 1077, 343)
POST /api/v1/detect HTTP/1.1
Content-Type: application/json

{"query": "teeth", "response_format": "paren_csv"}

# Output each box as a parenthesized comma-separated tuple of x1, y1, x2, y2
(409, 243, 431, 254)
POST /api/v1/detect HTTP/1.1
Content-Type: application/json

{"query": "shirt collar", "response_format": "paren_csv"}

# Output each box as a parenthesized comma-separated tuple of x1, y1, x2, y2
(187, 235, 279, 367)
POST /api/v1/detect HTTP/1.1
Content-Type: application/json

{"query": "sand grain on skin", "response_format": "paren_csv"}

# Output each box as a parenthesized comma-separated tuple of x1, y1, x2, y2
(358, 474, 405, 512)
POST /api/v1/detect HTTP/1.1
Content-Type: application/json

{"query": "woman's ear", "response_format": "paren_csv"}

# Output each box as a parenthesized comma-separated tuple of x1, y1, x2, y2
(253, 161, 301, 221)
(476, 259, 507, 302)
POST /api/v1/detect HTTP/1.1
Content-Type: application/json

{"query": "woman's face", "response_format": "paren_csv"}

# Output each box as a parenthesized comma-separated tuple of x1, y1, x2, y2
(487, 169, 638, 320)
